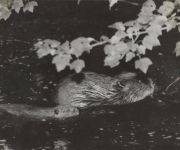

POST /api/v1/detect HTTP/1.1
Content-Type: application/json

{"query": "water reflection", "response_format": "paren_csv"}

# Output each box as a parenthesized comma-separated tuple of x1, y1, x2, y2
(0, 103, 179, 150)
(0, 139, 12, 150)
(53, 139, 71, 150)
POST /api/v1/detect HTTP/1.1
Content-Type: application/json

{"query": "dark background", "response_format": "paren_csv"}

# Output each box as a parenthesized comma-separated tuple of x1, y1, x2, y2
(0, 0, 180, 149)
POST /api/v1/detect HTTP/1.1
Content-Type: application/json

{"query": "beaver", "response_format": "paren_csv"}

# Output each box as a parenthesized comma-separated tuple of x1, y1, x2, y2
(0, 72, 155, 120)
(54, 72, 155, 108)
(0, 104, 79, 120)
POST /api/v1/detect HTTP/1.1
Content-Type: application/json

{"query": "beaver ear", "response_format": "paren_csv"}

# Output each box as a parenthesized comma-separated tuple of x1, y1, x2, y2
(117, 81, 125, 88)
(54, 109, 59, 115)
(112, 81, 125, 89)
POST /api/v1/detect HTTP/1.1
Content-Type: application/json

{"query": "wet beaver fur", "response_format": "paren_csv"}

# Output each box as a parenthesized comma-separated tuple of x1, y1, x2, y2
(0, 72, 155, 120)
(54, 72, 155, 108)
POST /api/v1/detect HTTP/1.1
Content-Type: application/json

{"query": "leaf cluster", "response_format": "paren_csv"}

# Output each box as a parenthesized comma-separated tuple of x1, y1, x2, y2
(34, 38, 95, 73)
(34, 0, 180, 73)
(0, 0, 38, 20)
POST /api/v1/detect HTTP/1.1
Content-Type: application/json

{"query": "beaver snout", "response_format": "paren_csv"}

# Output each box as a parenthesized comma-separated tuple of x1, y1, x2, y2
(147, 79, 156, 98)
(148, 78, 157, 93)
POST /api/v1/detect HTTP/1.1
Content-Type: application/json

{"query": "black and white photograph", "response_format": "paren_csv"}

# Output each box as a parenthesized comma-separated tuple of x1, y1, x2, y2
(0, 0, 180, 149)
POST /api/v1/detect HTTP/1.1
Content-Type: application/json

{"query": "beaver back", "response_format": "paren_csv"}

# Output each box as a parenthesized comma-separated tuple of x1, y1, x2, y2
(54, 72, 155, 108)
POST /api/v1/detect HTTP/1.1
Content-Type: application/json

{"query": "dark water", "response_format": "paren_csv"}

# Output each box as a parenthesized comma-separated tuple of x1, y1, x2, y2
(0, 103, 180, 150)
(0, 0, 180, 150)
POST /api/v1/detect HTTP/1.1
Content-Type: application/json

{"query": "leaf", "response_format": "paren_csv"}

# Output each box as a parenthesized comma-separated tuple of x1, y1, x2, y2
(137, 13, 154, 24)
(109, 0, 118, 8)
(110, 31, 126, 44)
(70, 59, 85, 73)
(43, 39, 60, 48)
(100, 35, 109, 42)
(126, 42, 139, 52)
(138, 0, 155, 22)
(147, 24, 162, 37)
(57, 41, 71, 54)
(165, 20, 177, 32)
(124, 20, 137, 27)
(126, 26, 139, 39)
(137, 45, 146, 55)
(23, 1, 38, 13)
(135, 57, 153, 73)
(36, 44, 55, 58)
(104, 42, 128, 57)
(110, 35, 120, 45)
(34, 39, 60, 58)
(108, 22, 125, 31)
(158, 1, 175, 16)
(137, 0, 156, 24)
(104, 55, 120, 68)
(0, 0, 13, 8)
(174, 41, 180, 57)
(11, 0, 24, 13)
(125, 52, 135, 62)
(0, 7, 11, 20)
(104, 45, 117, 56)
(52, 54, 72, 72)
(71, 37, 93, 57)
(142, 35, 160, 50)
(150, 15, 167, 26)
(141, 0, 156, 12)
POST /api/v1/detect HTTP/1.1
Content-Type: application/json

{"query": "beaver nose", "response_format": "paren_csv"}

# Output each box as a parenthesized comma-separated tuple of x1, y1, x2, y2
(148, 78, 153, 86)
(148, 79, 158, 98)
(148, 79, 158, 91)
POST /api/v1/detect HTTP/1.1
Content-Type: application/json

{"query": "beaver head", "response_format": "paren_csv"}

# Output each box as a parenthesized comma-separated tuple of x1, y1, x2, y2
(109, 72, 155, 105)
(53, 106, 79, 119)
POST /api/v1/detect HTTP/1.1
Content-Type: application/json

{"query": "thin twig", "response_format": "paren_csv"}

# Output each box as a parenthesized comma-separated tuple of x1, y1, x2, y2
(5, 39, 30, 44)
(119, 0, 140, 6)
(91, 41, 108, 48)
(90, 20, 180, 51)
(165, 77, 180, 91)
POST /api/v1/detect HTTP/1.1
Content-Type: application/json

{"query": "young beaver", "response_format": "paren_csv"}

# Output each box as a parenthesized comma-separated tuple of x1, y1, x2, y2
(54, 72, 155, 108)
(0, 104, 79, 120)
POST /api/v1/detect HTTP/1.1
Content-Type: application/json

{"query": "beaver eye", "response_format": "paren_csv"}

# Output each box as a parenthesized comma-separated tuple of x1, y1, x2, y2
(54, 109, 59, 115)
(117, 81, 125, 88)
